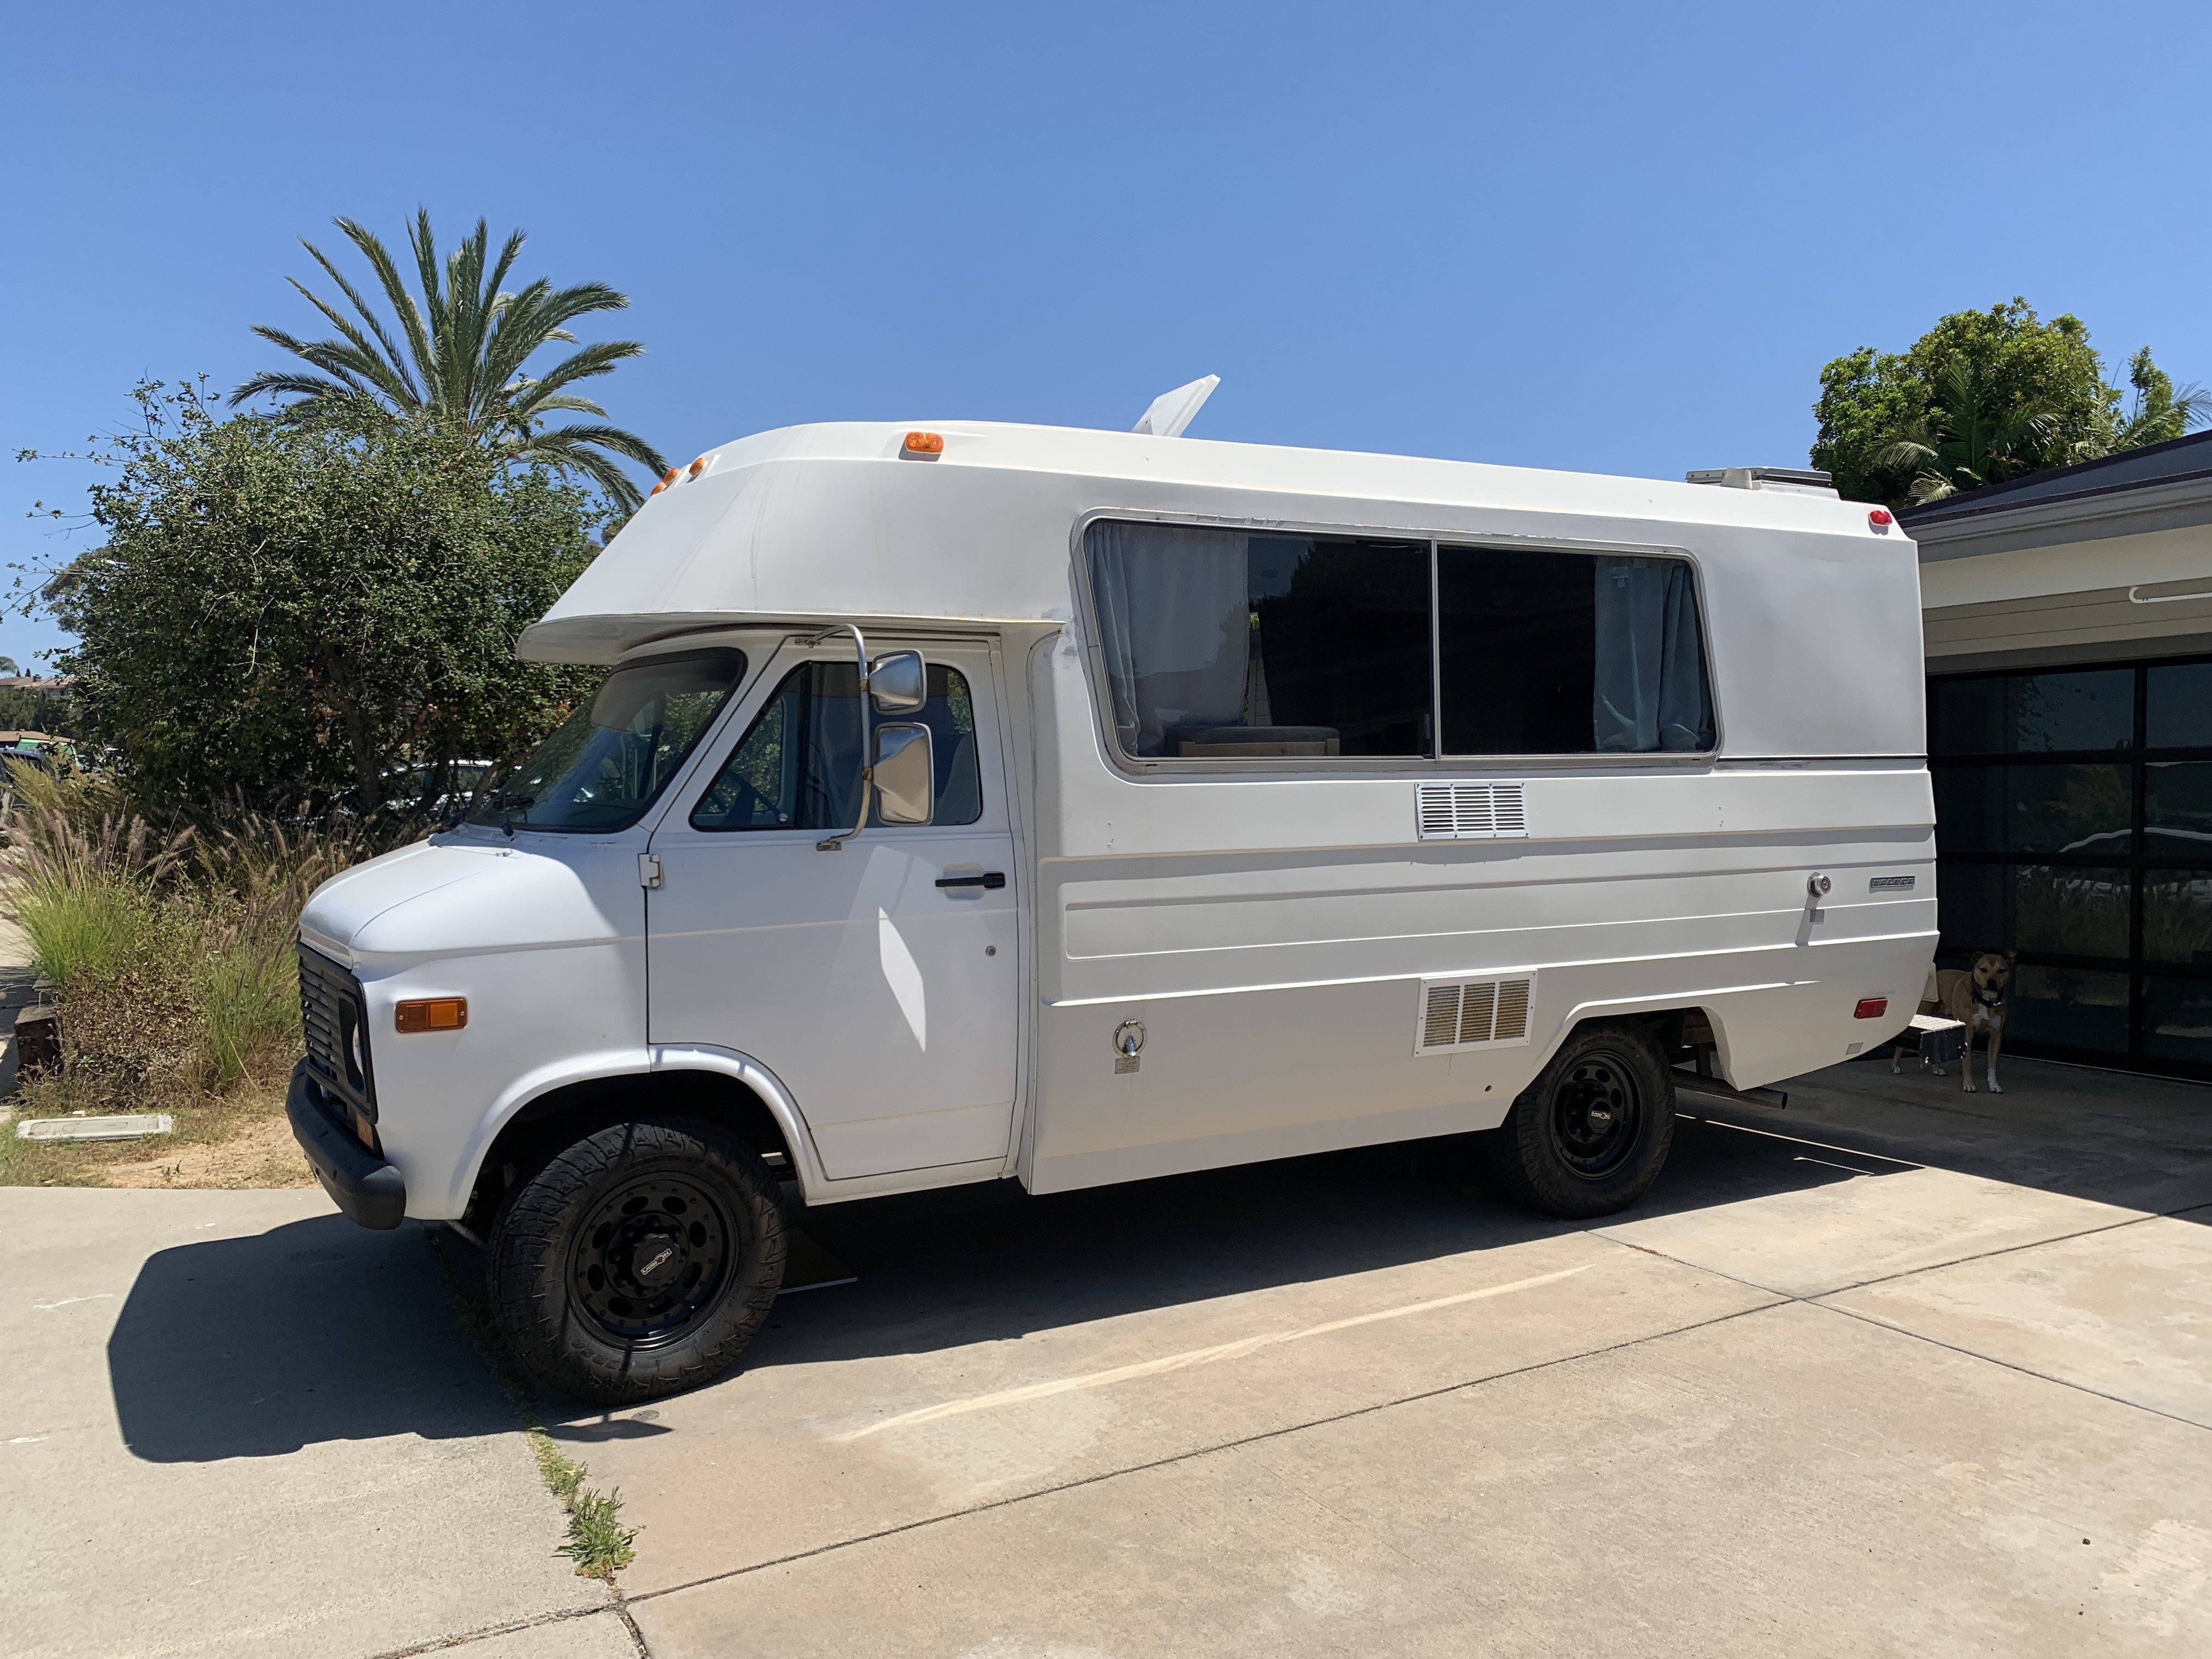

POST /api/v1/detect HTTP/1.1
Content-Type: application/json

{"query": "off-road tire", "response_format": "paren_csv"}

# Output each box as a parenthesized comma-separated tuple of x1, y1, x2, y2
(487, 1115, 787, 1404)
(1481, 1020, 1674, 1219)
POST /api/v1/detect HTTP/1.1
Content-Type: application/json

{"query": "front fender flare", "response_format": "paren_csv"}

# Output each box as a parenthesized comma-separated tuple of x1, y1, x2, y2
(647, 1043, 833, 1199)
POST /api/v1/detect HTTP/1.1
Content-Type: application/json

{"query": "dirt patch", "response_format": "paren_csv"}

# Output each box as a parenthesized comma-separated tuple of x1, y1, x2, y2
(99, 1111, 313, 1189)
(0, 1068, 312, 1189)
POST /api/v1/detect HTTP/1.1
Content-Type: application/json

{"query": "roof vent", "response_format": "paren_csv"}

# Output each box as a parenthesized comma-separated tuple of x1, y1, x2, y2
(1132, 375, 1220, 438)
(1685, 466, 1838, 498)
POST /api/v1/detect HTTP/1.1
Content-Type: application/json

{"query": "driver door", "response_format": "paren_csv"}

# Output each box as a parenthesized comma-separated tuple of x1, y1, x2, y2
(645, 640, 1019, 1180)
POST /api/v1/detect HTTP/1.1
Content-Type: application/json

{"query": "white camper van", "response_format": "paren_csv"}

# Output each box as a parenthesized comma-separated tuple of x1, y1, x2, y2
(287, 419, 1936, 1403)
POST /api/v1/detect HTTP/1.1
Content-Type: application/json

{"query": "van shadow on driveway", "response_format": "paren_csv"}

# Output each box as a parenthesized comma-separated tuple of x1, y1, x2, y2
(107, 1108, 1884, 1463)
(106, 1211, 514, 1464)
(685, 1107, 1894, 1383)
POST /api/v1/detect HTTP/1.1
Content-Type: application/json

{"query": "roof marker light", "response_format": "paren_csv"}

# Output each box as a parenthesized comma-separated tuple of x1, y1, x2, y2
(1869, 507, 1894, 534)
(689, 456, 708, 478)
(903, 431, 945, 455)
(651, 466, 681, 496)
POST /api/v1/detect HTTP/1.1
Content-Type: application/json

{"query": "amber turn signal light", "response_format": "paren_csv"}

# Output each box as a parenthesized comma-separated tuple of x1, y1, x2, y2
(395, 997, 468, 1034)
(1853, 997, 1888, 1019)
(903, 431, 944, 455)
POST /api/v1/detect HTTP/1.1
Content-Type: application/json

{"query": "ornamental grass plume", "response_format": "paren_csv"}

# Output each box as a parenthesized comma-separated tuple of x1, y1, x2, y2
(1, 763, 391, 1105)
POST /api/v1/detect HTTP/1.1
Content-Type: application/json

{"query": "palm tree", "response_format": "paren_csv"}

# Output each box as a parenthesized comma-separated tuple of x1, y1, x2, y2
(1868, 358, 2059, 505)
(2114, 346, 2210, 451)
(233, 211, 667, 511)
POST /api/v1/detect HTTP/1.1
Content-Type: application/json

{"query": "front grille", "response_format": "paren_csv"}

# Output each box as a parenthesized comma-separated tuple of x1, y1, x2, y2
(298, 945, 377, 1122)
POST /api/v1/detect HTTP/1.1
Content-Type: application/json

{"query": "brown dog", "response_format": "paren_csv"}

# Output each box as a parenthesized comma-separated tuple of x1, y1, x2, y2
(1892, 951, 2015, 1093)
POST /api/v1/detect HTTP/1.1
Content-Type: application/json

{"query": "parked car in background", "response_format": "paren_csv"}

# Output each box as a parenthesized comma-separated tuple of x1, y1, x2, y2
(335, 761, 498, 828)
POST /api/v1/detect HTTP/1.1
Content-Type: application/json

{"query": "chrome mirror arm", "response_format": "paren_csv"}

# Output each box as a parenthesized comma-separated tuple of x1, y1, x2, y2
(805, 623, 870, 850)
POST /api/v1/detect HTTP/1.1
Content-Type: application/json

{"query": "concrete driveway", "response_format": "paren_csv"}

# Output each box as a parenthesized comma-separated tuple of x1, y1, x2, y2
(0, 1189, 634, 1659)
(4, 1055, 2209, 1657)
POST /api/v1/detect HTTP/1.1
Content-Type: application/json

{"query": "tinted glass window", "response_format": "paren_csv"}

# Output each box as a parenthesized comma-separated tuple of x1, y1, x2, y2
(1438, 547, 1712, 754)
(2147, 663, 2212, 749)
(1932, 763, 2132, 855)
(2146, 975, 2212, 1061)
(471, 649, 746, 833)
(2145, 872, 2212, 966)
(1087, 522, 1431, 759)
(1935, 864, 2133, 961)
(2007, 965, 2129, 1053)
(691, 660, 983, 830)
(1930, 670, 2132, 754)
(2146, 760, 2212, 855)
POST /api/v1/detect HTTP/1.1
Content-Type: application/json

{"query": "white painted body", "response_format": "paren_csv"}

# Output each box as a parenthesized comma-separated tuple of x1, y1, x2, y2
(297, 422, 1937, 1218)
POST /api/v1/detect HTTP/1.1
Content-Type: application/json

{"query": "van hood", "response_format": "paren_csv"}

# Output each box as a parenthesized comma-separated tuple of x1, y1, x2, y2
(298, 836, 639, 967)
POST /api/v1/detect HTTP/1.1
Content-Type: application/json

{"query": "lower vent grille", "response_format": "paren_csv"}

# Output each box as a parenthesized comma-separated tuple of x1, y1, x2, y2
(1415, 973, 1536, 1054)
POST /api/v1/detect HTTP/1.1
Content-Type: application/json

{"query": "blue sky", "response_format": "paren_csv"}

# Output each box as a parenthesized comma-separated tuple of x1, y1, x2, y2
(4, 2, 2207, 670)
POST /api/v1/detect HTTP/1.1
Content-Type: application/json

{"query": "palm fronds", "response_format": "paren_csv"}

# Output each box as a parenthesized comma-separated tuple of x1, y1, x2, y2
(1868, 358, 2059, 504)
(233, 211, 665, 511)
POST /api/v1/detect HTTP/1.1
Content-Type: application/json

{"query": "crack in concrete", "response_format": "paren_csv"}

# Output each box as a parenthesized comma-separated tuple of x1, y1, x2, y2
(362, 1598, 631, 1659)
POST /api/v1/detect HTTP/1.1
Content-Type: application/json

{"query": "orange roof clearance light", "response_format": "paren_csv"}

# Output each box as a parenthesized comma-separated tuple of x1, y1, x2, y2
(689, 456, 709, 477)
(394, 997, 469, 1034)
(903, 431, 945, 455)
(651, 466, 681, 496)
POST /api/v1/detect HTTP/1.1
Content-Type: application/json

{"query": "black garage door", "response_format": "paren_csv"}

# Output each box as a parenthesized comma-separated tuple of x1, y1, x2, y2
(1931, 653, 2212, 1079)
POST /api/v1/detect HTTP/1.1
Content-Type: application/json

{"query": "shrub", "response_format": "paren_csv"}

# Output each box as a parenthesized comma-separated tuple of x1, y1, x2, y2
(2, 766, 393, 1104)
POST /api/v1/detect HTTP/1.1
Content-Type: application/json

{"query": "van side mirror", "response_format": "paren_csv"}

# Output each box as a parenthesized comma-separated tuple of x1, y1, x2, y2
(870, 651, 927, 715)
(872, 724, 934, 825)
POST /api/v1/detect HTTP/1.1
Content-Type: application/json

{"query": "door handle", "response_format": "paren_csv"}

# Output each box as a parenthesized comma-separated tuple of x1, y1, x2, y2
(935, 872, 1007, 890)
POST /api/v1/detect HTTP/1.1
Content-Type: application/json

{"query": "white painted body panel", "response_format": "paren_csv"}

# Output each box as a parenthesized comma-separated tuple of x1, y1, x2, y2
(644, 639, 1022, 1180)
(298, 835, 651, 1218)
(290, 422, 1936, 1220)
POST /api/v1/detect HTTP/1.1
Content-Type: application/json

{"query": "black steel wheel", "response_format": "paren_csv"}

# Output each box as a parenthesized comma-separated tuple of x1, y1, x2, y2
(488, 1115, 786, 1404)
(1547, 1051, 1645, 1181)
(1482, 1020, 1675, 1218)
(568, 1172, 734, 1348)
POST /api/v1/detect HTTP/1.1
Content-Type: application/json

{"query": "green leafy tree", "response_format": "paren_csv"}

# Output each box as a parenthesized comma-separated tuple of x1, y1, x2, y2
(1812, 299, 2204, 507)
(233, 212, 668, 512)
(2117, 346, 2209, 450)
(25, 381, 601, 814)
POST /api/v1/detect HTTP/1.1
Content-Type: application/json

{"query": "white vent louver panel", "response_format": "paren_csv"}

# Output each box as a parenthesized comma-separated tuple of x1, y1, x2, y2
(1415, 972, 1536, 1054)
(1417, 781, 1528, 840)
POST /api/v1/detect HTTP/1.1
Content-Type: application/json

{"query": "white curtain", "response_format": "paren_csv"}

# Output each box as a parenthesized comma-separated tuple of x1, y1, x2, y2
(1593, 557, 1714, 753)
(1090, 523, 1251, 755)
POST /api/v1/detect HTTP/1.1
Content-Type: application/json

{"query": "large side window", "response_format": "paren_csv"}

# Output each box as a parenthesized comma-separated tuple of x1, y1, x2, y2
(1439, 547, 1714, 754)
(1087, 522, 1431, 759)
(1084, 520, 1715, 761)
(691, 659, 984, 830)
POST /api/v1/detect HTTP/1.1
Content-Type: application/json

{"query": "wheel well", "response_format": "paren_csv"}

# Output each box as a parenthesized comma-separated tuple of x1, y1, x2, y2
(1572, 1005, 1717, 1068)
(463, 1069, 795, 1232)
(1637, 1008, 1716, 1070)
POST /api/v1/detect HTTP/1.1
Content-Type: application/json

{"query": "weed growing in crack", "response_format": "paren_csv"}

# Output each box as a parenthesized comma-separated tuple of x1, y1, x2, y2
(426, 1225, 639, 1580)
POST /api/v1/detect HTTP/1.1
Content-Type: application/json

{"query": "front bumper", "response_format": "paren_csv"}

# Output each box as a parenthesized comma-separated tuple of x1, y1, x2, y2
(286, 1060, 407, 1229)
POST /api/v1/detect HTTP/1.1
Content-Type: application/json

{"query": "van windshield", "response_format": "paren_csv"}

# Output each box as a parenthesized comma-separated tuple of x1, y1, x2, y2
(470, 648, 748, 834)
